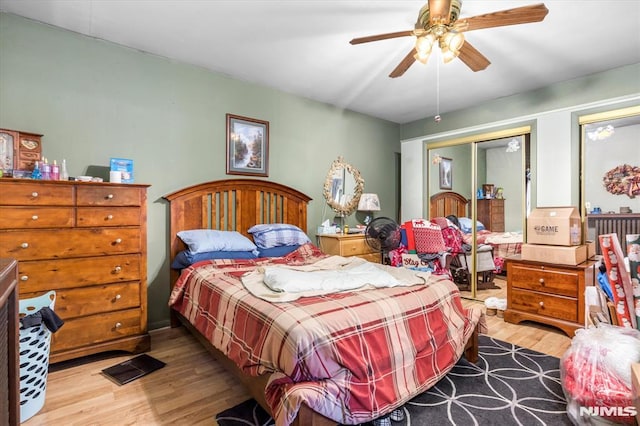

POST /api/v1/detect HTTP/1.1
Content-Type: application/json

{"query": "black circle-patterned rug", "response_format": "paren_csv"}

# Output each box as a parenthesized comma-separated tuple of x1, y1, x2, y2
(215, 335, 570, 425)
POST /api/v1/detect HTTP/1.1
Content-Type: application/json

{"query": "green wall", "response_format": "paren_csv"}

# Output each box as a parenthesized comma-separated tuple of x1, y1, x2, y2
(0, 13, 400, 328)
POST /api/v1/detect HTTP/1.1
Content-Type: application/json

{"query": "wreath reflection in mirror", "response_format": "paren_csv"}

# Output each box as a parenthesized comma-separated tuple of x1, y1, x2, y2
(323, 156, 365, 217)
(602, 164, 640, 198)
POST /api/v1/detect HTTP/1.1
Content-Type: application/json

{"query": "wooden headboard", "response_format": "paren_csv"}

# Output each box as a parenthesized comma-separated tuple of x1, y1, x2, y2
(429, 191, 469, 219)
(163, 179, 312, 287)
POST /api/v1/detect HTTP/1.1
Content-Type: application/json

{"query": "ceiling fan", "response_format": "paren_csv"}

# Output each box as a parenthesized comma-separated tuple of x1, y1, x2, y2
(350, 0, 549, 78)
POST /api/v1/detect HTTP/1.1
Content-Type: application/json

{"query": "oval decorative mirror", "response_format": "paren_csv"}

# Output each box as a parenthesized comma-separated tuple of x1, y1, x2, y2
(323, 156, 365, 217)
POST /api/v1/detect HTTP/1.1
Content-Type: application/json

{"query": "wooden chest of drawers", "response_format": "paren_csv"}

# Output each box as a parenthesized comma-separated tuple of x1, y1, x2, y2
(477, 199, 504, 232)
(0, 179, 150, 363)
(317, 233, 380, 263)
(504, 256, 596, 337)
(0, 259, 19, 426)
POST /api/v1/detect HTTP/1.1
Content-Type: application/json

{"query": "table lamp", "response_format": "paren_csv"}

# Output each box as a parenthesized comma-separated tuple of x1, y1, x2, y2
(358, 193, 381, 225)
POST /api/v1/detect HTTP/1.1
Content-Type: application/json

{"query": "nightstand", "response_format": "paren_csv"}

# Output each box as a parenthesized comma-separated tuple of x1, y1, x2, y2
(317, 233, 380, 263)
(504, 256, 596, 337)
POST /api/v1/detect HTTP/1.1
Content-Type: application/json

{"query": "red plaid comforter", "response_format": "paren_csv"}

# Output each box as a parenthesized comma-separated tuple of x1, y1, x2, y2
(169, 243, 483, 426)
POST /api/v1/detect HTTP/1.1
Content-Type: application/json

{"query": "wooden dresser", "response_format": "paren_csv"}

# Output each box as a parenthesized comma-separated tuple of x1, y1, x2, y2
(0, 179, 150, 363)
(504, 256, 596, 337)
(477, 198, 504, 232)
(0, 258, 19, 426)
(317, 233, 379, 263)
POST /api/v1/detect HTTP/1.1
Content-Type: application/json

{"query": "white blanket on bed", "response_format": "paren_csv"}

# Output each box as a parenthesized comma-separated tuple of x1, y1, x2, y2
(484, 231, 523, 245)
(242, 255, 431, 302)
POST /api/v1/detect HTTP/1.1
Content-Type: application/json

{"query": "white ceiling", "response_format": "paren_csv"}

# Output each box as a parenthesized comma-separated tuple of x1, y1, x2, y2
(1, 1, 639, 124)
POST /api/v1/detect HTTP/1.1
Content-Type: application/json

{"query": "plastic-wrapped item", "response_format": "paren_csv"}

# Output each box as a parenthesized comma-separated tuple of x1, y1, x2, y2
(561, 324, 640, 425)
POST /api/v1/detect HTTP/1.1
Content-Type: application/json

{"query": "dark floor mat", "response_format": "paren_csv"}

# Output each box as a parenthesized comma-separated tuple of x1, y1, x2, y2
(101, 354, 166, 385)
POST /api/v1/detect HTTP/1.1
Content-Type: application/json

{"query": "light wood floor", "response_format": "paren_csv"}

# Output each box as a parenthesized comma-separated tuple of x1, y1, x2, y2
(24, 283, 572, 425)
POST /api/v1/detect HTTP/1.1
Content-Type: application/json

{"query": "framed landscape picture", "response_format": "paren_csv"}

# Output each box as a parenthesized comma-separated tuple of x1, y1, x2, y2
(226, 114, 269, 177)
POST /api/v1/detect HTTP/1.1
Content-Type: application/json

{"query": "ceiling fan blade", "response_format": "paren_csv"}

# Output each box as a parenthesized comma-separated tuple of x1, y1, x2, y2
(350, 30, 413, 45)
(456, 3, 549, 32)
(457, 41, 490, 72)
(389, 49, 417, 78)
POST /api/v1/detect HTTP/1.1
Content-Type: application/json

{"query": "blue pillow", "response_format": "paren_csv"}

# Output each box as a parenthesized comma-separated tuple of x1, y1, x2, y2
(457, 217, 486, 233)
(248, 224, 311, 249)
(257, 245, 300, 258)
(177, 229, 257, 254)
(171, 250, 257, 270)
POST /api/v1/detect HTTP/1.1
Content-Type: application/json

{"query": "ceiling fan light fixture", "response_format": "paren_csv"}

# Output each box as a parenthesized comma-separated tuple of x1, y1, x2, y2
(439, 39, 460, 63)
(414, 33, 436, 64)
(442, 30, 465, 53)
(415, 33, 436, 54)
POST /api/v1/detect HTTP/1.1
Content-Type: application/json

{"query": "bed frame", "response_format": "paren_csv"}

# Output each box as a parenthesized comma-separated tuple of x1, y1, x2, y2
(164, 179, 478, 426)
(429, 190, 470, 219)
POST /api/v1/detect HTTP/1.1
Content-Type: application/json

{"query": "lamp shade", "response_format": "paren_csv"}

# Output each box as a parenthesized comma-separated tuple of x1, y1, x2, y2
(357, 193, 381, 211)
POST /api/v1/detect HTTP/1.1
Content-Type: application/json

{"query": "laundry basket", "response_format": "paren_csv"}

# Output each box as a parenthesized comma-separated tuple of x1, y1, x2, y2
(18, 290, 56, 423)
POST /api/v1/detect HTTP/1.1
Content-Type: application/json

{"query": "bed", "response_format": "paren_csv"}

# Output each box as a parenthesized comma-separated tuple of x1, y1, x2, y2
(429, 191, 523, 273)
(164, 179, 484, 426)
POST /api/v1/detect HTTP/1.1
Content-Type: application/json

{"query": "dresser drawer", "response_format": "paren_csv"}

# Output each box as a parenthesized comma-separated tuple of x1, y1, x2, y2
(0, 228, 141, 261)
(339, 238, 371, 256)
(0, 182, 74, 206)
(491, 204, 504, 216)
(77, 207, 141, 227)
(77, 186, 142, 206)
(51, 308, 142, 352)
(28, 282, 141, 319)
(509, 288, 578, 322)
(510, 264, 578, 297)
(0, 206, 74, 228)
(17, 254, 140, 292)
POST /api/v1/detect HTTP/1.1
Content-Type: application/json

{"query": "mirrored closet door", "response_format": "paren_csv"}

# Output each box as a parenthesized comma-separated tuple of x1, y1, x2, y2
(579, 105, 640, 255)
(426, 127, 531, 300)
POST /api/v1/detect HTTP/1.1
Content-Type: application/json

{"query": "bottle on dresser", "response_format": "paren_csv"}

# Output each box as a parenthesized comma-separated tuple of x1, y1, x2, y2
(50, 160, 60, 181)
(31, 161, 42, 180)
(60, 159, 69, 180)
(41, 157, 51, 180)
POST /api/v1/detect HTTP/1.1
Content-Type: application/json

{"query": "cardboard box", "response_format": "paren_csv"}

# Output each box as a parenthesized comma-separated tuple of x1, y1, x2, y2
(521, 243, 587, 265)
(527, 207, 581, 246)
(110, 157, 134, 183)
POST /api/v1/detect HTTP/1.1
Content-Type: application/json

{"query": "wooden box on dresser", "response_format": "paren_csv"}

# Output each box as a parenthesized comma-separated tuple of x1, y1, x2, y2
(0, 179, 150, 363)
(477, 198, 504, 232)
(504, 255, 596, 337)
(317, 233, 379, 263)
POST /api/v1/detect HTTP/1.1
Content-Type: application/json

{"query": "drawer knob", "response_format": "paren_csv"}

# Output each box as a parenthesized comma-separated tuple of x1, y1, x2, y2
(31, 192, 38, 198)
(115, 238, 122, 244)
(32, 215, 39, 220)
(107, 214, 114, 220)
(20, 275, 29, 281)
(115, 294, 122, 300)
(107, 194, 114, 199)
(115, 322, 122, 329)
(21, 242, 29, 249)
(114, 266, 122, 273)
(539, 301, 544, 307)
(538, 278, 545, 284)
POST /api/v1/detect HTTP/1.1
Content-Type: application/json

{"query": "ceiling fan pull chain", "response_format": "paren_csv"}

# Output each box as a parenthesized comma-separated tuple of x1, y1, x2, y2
(435, 51, 442, 123)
